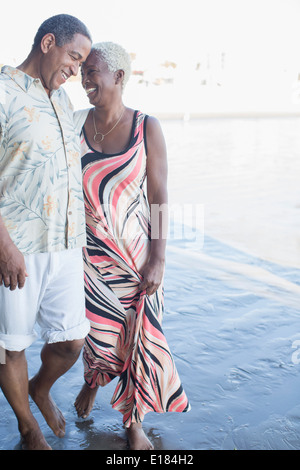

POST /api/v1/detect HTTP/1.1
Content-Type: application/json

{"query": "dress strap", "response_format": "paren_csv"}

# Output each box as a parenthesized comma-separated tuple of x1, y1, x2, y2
(134, 111, 149, 153)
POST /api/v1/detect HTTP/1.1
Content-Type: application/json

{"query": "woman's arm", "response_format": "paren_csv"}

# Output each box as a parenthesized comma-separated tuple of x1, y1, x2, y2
(139, 116, 168, 296)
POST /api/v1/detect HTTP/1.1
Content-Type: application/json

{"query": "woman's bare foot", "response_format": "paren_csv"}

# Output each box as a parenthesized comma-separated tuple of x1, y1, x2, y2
(20, 419, 52, 450)
(74, 382, 99, 418)
(126, 423, 154, 450)
(29, 377, 65, 438)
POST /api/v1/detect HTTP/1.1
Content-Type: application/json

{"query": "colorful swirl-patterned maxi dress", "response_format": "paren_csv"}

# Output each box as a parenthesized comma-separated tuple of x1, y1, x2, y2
(80, 110, 190, 427)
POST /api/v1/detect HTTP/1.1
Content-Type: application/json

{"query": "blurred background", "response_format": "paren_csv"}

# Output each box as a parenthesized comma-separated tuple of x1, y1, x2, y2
(2, 0, 300, 116)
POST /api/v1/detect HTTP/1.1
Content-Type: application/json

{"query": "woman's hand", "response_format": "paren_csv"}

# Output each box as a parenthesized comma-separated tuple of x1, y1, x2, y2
(139, 258, 165, 296)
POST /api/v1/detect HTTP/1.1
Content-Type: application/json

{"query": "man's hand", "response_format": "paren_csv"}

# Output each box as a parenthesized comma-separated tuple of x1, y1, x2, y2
(0, 241, 28, 290)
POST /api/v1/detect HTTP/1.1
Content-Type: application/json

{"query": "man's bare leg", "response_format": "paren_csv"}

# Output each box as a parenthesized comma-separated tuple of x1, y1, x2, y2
(0, 350, 51, 450)
(29, 339, 84, 438)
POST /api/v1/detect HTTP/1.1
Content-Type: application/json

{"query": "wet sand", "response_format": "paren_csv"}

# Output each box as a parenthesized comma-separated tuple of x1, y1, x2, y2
(1, 235, 300, 450)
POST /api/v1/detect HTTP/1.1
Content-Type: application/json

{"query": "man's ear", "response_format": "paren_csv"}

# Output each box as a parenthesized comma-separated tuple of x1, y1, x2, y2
(40, 33, 56, 54)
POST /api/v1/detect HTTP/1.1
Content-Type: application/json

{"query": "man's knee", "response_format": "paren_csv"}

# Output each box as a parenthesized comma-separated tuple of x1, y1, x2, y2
(4, 349, 26, 362)
(50, 338, 85, 359)
(64, 338, 85, 356)
(0, 349, 26, 369)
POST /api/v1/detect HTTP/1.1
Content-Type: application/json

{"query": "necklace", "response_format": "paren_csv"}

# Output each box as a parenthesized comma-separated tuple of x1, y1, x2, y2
(92, 107, 125, 143)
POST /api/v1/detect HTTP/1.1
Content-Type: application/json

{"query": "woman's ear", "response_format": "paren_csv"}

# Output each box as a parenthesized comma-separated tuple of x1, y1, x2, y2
(115, 69, 125, 85)
(40, 33, 56, 54)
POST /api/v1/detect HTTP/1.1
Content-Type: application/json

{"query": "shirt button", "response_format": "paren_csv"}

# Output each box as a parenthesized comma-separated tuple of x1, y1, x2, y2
(68, 211, 72, 215)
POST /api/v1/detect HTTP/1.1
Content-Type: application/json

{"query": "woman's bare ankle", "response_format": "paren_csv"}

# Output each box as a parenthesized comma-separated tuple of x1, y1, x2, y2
(126, 423, 154, 450)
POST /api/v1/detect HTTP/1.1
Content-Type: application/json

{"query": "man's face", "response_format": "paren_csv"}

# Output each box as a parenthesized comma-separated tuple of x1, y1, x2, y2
(40, 33, 91, 93)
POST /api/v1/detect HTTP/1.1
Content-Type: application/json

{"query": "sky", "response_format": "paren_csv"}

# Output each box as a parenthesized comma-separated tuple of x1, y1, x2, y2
(1, 0, 300, 64)
(2, 0, 300, 112)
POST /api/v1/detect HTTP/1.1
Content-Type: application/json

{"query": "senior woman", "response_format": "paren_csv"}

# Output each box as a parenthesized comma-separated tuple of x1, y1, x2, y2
(74, 42, 190, 450)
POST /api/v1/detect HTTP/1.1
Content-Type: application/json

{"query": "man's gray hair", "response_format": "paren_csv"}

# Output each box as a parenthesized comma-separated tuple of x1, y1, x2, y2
(92, 42, 131, 90)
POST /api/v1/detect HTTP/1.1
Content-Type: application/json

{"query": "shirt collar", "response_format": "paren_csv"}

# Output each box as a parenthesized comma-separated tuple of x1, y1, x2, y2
(1, 65, 41, 93)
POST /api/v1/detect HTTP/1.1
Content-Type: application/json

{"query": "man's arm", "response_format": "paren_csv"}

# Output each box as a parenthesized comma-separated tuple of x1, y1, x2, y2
(0, 91, 28, 290)
(0, 215, 28, 290)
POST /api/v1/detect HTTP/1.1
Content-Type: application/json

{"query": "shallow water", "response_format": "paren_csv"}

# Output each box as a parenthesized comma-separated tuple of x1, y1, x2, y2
(1, 117, 300, 450)
(164, 116, 300, 268)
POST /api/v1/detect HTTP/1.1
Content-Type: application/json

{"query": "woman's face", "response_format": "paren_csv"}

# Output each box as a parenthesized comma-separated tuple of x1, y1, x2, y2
(81, 51, 116, 106)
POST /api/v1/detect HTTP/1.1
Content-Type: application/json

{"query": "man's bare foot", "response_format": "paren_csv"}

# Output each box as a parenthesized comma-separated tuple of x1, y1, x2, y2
(29, 377, 65, 438)
(20, 420, 52, 450)
(74, 382, 99, 418)
(126, 423, 154, 450)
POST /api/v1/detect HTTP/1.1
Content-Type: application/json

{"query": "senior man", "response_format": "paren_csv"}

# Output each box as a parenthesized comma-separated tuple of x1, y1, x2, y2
(0, 14, 91, 450)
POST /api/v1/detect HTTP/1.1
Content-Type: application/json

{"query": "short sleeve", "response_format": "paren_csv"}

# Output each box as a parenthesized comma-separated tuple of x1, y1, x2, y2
(0, 94, 6, 148)
(74, 108, 90, 134)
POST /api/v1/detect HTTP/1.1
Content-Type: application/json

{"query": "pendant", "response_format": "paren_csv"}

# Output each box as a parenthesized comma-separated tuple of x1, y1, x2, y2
(94, 132, 105, 143)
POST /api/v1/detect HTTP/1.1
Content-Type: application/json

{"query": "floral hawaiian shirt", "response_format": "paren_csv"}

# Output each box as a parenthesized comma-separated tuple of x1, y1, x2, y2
(0, 66, 86, 254)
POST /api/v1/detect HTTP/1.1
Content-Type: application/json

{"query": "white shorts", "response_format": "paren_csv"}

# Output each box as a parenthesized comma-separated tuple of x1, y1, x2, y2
(0, 248, 90, 352)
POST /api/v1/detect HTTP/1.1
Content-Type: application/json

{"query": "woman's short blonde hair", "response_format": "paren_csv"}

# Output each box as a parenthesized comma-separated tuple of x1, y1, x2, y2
(92, 41, 131, 90)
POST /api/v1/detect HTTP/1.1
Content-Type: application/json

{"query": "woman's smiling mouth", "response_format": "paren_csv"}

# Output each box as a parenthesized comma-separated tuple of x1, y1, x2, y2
(85, 87, 97, 95)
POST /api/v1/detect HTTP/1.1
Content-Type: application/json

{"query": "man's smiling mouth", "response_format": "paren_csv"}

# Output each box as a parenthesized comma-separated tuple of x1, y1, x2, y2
(61, 71, 70, 81)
